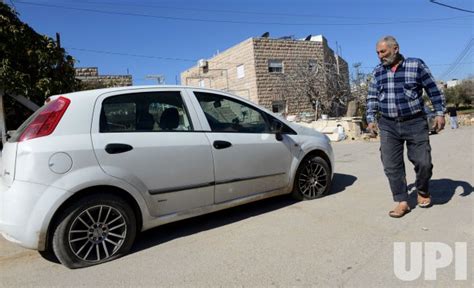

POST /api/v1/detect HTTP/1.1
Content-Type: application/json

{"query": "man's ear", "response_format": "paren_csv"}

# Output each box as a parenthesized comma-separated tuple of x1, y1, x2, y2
(394, 45, 400, 54)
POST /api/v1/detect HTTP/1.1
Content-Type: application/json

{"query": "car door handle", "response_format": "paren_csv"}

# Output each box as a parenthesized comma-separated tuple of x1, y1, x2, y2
(105, 143, 133, 154)
(213, 140, 232, 150)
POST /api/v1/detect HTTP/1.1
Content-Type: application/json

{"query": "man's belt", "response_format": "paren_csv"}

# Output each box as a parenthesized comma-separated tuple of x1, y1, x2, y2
(381, 112, 424, 122)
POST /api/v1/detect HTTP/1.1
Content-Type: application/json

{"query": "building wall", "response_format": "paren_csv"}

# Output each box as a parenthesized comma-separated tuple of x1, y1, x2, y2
(180, 36, 350, 116)
(253, 38, 327, 115)
(75, 67, 132, 88)
(181, 39, 259, 102)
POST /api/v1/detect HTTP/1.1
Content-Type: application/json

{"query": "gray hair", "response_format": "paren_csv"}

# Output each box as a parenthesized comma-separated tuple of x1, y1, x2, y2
(377, 35, 399, 48)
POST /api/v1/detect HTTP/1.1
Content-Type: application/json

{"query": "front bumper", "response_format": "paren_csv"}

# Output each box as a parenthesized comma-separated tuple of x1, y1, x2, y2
(0, 179, 70, 250)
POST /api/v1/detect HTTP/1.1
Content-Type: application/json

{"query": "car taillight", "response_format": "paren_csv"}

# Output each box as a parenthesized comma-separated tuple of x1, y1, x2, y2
(19, 96, 71, 142)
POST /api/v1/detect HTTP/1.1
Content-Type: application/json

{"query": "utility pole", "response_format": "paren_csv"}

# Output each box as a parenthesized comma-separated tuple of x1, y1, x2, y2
(353, 62, 362, 86)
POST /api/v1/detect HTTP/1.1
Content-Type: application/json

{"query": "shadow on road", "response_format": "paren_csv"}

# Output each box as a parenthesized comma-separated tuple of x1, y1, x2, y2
(39, 173, 357, 263)
(131, 173, 356, 254)
(131, 194, 298, 255)
(329, 173, 357, 195)
(408, 178, 473, 206)
(38, 194, 301, 264)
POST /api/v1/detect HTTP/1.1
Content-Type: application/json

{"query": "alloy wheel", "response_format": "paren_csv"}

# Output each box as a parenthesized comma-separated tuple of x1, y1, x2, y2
(68, 205, 127, 262)
(298, 159, 328, 199)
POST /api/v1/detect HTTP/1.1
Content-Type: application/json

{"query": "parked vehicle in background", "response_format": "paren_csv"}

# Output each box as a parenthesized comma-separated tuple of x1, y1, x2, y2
(0, 86, 334, 268)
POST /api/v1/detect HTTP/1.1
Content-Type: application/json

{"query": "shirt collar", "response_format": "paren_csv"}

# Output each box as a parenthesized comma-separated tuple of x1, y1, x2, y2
(386, 54, 405, 72)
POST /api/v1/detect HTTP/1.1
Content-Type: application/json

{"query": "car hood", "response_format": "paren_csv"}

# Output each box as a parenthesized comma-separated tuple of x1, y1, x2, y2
(286, 121, 330, 142)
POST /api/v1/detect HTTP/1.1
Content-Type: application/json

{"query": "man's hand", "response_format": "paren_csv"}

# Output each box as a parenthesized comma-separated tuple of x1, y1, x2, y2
(432, 116, 445, 133)
(367, 122, 378, 138)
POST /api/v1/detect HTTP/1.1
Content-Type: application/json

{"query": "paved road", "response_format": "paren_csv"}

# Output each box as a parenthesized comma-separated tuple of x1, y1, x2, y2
(0, 127, 472, 287)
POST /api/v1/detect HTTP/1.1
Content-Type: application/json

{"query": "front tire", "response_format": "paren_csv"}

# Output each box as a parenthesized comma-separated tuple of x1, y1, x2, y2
(52, 194, 136, 269)
(292, 155, 331, 200)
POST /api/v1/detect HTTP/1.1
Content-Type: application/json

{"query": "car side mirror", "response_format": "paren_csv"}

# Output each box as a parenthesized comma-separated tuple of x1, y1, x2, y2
(272, 120, 284, 141)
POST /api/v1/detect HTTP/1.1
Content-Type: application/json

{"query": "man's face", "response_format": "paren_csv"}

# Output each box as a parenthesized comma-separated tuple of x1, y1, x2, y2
(376, 41, 399, 66)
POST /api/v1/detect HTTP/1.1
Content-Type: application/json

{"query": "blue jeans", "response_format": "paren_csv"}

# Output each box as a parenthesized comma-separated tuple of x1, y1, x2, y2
(378, 116, 433, 202)
(450, 116, 458, 129)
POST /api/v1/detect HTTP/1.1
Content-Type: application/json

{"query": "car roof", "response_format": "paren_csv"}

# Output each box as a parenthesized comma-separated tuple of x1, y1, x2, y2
(49, 85, 254, 108)
(55, 85, 246, 102)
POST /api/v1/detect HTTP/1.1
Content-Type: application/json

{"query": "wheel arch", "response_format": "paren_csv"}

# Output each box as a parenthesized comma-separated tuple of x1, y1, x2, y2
(43, 185, 143, 252)
(290, 149, 333, 194)
(300, 149, 332, 175)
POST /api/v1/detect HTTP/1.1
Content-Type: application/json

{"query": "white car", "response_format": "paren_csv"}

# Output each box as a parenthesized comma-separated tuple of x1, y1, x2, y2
(0, 86, 334, 268)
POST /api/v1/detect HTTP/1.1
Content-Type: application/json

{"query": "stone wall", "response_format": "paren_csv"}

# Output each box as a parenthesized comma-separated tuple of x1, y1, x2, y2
(180, 36, 350, 115)
(181, 39, 258, 101)
(75, 67, 132, 87)
(253, 37, 350, 115)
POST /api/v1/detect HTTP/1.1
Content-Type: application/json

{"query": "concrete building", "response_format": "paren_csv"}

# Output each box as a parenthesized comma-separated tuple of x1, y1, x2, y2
(446, 79, 462, 88)
(75, 67, 132, 88)
(181, 35, 350, 117)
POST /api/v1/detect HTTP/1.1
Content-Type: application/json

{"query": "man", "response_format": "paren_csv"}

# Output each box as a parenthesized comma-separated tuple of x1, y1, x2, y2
(447, 106, 458, 129)
(366, 36, 446, 218)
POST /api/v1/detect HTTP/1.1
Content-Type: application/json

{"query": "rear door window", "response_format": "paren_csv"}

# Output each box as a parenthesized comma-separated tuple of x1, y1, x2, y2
(100, 91, 193, 132)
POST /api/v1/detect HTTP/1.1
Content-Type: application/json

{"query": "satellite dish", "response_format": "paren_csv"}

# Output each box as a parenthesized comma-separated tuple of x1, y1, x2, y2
(261, 32, 270, 38)
(305, 34, 312, 41)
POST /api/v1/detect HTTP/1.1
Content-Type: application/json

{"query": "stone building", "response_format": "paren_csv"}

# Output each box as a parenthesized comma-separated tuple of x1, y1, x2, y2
(181, 35, 350, 117)
(75, 67, 132, 88)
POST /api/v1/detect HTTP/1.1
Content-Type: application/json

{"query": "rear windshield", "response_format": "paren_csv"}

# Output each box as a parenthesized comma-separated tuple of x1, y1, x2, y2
(8, 102, 49, 143)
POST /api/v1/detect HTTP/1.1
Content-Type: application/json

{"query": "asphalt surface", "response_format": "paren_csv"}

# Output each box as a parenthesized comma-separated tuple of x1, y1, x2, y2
(0, 126, 472, 287)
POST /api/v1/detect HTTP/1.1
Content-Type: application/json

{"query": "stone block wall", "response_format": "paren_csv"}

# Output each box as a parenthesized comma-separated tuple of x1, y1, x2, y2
(180, 36, 350, 116)
(181, 39, 258, 101)
(75, 67, 132, 88)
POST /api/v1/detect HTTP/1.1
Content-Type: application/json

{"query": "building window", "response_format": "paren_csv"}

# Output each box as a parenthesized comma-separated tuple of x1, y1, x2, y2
(268, 60, 283, 73)
(237, 64, 245, 79)
(272, 100, 286, 115)
(308, 60, 318, 72)
(199, 79, 205, 87)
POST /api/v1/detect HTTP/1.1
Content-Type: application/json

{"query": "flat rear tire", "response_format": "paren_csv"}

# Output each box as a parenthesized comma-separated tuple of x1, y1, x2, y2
(52, 194, 136, 269)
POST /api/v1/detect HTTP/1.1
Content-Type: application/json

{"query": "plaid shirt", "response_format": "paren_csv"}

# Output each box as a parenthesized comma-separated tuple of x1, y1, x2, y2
(366, 57, 445, 123)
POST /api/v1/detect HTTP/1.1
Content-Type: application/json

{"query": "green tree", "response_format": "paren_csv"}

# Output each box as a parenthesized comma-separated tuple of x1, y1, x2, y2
(0, 3, 79, 129)
(444, 78, 474, 107)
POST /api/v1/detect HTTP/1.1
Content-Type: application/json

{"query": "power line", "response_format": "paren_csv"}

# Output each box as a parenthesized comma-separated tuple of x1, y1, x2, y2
(67, 47, 243, 65)
(6, 0, 17, 11)
(68, 47, 197, 63)
(45, 0, 439, 21)
(14, 1, 473, 27)
(449, 50, 473, 78)
(69, 46, 474, 70)
(429, 0, 474, 14)
(439, 38, 474, 80)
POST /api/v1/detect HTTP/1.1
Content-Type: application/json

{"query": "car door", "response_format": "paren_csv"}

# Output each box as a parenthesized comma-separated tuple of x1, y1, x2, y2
(190, 91, 295, 203)
(91, 89, 215, 217)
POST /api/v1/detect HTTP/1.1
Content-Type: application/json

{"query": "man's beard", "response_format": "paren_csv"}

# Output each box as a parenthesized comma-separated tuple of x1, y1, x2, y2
(381, 53, 399, 66)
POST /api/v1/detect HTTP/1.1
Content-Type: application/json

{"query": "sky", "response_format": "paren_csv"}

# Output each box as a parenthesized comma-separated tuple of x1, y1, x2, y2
(7, 0, 474, 85)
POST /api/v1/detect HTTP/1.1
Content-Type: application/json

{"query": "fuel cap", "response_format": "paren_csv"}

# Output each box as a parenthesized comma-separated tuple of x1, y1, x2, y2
(48, 152, 73, 174)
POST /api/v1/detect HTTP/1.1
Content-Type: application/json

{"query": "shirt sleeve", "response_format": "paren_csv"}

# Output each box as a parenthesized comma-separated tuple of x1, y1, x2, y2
(366, 73, 378, 123)
(418, 60, 446, 116)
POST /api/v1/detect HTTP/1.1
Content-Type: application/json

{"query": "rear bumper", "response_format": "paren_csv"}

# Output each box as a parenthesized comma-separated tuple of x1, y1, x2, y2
(0, 179, 70, 250)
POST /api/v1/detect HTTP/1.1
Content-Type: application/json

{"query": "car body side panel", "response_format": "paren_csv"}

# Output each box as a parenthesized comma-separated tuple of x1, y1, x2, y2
(90, 88, 216, 217)
(206, 132, 294, 203)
